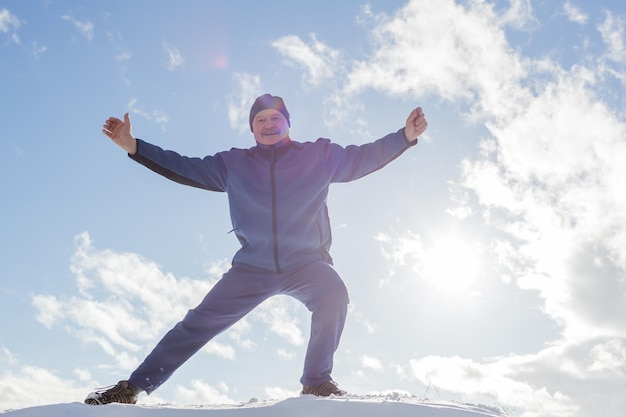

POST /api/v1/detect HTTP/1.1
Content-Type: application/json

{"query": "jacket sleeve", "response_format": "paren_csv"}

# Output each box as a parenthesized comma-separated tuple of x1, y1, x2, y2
(128, 139, 228, 192)
(326, 128, 416, 183)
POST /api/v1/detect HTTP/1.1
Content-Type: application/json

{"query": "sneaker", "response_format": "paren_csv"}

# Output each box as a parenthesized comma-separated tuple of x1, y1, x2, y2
(301, 380, 345, 397)
(84, 380, 142, 405)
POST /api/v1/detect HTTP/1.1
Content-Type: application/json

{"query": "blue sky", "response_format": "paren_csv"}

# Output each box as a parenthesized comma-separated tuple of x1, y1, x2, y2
(1, 1, 626, 416)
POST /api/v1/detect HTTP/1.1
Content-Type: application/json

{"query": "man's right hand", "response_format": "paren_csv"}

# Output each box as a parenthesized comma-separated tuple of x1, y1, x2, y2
(102, 112, 138, 155)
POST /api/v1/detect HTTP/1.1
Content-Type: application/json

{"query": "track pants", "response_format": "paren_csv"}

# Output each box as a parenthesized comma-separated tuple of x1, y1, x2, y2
(128, 261, 349, 394)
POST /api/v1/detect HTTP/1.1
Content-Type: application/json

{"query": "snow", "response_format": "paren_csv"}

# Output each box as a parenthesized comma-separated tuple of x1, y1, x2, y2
(2, 394, 508, 417)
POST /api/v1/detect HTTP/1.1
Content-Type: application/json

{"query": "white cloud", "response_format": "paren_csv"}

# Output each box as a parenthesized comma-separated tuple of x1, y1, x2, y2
(128, 98, 169, 130)
(321, 90, 366, 130)
(32, 232, 215, 367)
(410, 336, 626, 417)
(349, 305, 377, 334)
(563, 1, 588, 25)
(61, 15, 94, 42)
(598, 11, 626, 63)
(272, 33, 340, 86)
(462, 64, 626, 342)
(0, 365, 87, 410)
(345, 0, 525, 120)
(270, 25, 370, 132)
(0, 7, 20, 44)
(499, 0, 536, 30)
(72, 368, 92, 382)
(227, 72, 263, 132)
(361, 355, 384, 371)
(264, 385, 297, 400)
(409, 355, 581, 417)
(352, 1, 626, 414)
(31, 41, 47, 59)
(2, 346, 17, 365)
(354, 0, 626, 343)
(32, 294, 63, 327)
(107, 31, 132, 61)
(202, 340, 236, 360)
(276, 348, 296, 360)
(0, 8, 18, 31)
(164, 42, 184, 70)
(173, 379, 236, 404)
(375, 229, 484, 293)
(374, 230, 424, 286)
(31, 232, 307, 377)
(375, 231, 422, 268)
(253, 296, 305, 346)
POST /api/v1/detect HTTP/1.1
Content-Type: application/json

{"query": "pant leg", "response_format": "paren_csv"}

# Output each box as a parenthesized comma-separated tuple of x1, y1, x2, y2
(280, 262, 349, 387)
(129, 267, 277, 394)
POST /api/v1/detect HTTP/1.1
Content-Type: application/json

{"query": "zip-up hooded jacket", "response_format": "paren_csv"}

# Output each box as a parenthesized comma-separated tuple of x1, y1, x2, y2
(130, 128, 416, 273)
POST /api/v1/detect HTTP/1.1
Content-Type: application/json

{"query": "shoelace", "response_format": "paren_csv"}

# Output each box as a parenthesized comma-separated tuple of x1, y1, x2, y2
(304, 381, 343, 396)
(87, 383, 136, 403)
(92, 384, 116, 393)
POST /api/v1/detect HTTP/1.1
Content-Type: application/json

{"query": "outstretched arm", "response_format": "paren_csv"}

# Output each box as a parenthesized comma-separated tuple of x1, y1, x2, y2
(102, 112, 138, 155)
(404, 107, 428, 143)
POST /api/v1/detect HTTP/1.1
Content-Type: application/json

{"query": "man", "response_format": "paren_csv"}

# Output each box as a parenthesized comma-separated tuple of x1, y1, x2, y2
(85, 94, 428, 405)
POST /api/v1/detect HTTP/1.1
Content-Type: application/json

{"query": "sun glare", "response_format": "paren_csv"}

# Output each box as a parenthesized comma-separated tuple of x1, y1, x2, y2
(421, 235, 482, 296)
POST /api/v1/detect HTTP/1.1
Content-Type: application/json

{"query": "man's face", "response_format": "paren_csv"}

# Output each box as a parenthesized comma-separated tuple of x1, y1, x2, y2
(252, 109, 290, 145)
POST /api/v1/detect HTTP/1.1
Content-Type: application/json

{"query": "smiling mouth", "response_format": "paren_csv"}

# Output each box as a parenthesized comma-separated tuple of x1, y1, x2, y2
(262, 130, 280, 135)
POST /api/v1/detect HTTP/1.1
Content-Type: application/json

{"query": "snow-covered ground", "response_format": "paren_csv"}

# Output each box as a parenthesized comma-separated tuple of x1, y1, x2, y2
(2, 394, 507, 417)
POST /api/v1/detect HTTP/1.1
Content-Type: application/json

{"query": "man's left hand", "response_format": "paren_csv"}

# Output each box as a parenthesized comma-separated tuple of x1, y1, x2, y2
(404, 107, 428, 143)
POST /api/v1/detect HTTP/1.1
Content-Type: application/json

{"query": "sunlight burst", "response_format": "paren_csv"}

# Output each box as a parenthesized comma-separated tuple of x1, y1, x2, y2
(421, 235, 481, 295)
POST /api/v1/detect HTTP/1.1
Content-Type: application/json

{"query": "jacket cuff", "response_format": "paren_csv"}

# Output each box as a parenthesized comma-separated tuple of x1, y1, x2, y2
(128, 138, 142, 160)
(400, 128, 418, 147)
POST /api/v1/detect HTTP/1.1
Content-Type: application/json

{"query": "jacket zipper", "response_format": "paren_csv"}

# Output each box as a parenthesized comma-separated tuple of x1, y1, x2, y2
(270, 148, 281, 273)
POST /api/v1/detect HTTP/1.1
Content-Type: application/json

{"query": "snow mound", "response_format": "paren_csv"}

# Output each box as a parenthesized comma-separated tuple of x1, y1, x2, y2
(2, 394, 508, 417)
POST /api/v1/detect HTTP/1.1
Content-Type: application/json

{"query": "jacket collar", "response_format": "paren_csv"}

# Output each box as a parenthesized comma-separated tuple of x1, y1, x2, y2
(251, 137, 293, 158)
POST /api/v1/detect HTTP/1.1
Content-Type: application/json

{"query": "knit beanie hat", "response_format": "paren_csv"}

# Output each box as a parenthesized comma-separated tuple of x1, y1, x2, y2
(249, 94, 291, 132)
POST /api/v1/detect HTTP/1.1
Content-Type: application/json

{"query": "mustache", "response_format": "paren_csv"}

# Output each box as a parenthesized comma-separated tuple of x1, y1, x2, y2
(261, 129, 281, 135)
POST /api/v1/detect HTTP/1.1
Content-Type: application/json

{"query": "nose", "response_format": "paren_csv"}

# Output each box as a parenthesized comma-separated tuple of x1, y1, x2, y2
(262, 120, 279, 131)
